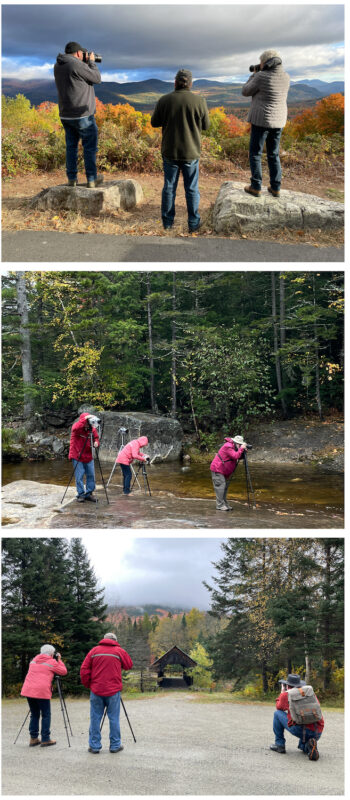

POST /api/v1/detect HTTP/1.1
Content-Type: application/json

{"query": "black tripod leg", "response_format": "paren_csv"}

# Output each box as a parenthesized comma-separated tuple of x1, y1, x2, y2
(60, 688, 73, 736)
(61, 436, 89, 503)
(95, 450, 109, 504)
(121, 697, 136, 742)
(244, 454, 250, 508)
(100, 707, 107, 732)
(56, 679, 71, 747)
(13, 709, 30, 744)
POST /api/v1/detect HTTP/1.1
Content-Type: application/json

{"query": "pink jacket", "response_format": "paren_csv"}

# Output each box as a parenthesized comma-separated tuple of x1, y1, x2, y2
(210, 437, 245, 478)
(116, 436, 149, 465)
(21, 653, 68, 699)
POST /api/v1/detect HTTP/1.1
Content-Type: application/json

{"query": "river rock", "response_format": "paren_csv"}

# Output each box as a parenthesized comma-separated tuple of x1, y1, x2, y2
(96, 411, 183, 463)
(213, 182, 344, 234)
(52, 438, 65, 455)
(30, 180, 143, 215)
(38, 436, 55, 446)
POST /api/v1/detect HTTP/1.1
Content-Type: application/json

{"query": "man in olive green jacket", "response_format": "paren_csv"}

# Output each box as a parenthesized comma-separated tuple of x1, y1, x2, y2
(151, 69, 210, 232)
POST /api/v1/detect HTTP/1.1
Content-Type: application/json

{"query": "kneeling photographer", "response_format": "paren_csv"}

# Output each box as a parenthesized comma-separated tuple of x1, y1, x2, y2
(210, 435, 247, 511)
(68, 412, 100, 503)
(20, 645, 67, 748)
(116, 436, 150, 495)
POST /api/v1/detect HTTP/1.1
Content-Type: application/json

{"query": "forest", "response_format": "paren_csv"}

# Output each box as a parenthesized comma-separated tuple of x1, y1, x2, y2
(2, 272, 344, 451)
(2, 538, 344, 702)
(2, 93, 344, 178)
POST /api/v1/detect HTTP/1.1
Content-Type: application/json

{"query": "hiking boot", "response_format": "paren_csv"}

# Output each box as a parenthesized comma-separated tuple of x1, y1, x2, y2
(110, 745, 124, 753)
(270, 744, 286, 753)
(85, 494, 98, 503)
(67, 179, 77, 187)
(29, 737, 40, 746)
(216, 506, 231, 512)
(268, 185, 280, 198)
(87, 175, 104, 189)
(40, 740, 56, 747)
(88, 747, 100, 754)
(244, 184, 261, 197)
(163, 224, 173, 230)
(306, 738, 319, 761)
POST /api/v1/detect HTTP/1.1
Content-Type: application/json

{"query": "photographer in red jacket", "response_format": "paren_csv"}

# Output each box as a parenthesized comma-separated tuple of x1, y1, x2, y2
(80, 633, 133, 754)
(68, 412, 100, 503)
(270, 674, 324, 760)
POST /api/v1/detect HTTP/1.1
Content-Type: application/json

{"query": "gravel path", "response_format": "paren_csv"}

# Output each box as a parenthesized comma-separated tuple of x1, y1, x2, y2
(2, 694, 344, 795)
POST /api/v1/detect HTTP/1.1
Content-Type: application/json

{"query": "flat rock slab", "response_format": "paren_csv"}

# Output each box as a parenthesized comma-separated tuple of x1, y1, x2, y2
(1, 480, 75, 528)
(30, 180, 143, 215)
(213, 181, 344, 234)
(2, 696, 344, 795)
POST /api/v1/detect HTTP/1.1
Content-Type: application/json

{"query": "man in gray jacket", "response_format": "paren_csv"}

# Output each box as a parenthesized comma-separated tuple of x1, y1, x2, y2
(54, 42, 102, 188)
(242, 50, 290, 197)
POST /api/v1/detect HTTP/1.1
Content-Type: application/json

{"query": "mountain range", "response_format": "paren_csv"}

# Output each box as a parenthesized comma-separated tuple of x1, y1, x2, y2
(2, 77, 344, 112)
(106, 603, 191, 625)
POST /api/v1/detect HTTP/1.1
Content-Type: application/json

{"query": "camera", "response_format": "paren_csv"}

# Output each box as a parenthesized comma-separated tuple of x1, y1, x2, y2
(249, 64, 260, 72)
(246, 444, 253, 450)
(83, 50, 102, 63)
(119, 426, 128, 434)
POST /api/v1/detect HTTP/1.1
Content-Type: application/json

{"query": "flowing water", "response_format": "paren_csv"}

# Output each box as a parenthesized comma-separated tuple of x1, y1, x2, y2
(2, 458, 343, 518)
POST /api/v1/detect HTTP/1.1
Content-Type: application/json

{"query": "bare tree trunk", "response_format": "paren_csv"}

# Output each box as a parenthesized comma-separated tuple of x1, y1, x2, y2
(312, 273, 323, 420)
(16, 272, 34, 419)
(171, 273, 177, 417)
(271, 273, 287, 416)
(146, 273, 158, 414)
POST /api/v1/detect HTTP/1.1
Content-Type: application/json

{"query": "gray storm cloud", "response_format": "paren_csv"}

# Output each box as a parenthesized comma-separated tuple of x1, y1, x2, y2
(2, 4, 344, 79)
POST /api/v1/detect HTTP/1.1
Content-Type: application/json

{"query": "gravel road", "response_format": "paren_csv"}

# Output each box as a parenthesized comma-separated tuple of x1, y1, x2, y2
(2, 694, 344, 795)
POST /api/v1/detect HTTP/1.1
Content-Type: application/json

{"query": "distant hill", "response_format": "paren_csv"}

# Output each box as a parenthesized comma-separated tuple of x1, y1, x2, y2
(106, 603, 191, 624)
(2, 76, 344, 112)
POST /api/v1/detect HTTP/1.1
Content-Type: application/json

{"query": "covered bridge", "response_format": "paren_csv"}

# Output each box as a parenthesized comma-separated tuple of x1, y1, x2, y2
(152, 645, 197, 688)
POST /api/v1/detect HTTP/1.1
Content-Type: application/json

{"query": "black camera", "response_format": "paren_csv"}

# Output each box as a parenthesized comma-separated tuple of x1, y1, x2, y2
(83, 51, 102, 63)
(246, 444, 253, 450)
(249, 64, 260, 73)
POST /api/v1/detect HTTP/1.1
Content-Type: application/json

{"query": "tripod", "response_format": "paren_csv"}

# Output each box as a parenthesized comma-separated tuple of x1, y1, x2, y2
(130, 462, 151, 496)
(13, 677, 73, 748)
(100, 696, 136, 743)
(56, 676, 73, 747)
(243, 451, 256, 510)
(106, 428, 141, 490)
(61, 425, 109, 504)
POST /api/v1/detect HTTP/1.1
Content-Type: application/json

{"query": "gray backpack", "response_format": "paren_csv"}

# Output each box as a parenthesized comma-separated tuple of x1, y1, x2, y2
(288, 685, 323, 726)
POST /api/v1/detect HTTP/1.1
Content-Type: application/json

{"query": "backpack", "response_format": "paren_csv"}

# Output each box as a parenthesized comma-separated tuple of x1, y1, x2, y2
(287, 685, 323, 727)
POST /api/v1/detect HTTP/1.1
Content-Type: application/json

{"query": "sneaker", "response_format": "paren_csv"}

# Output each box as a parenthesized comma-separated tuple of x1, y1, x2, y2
(67, 179, 77, 187)
(163, 225, 173, 230)
(306, 738, 319, 761)
(29, 738, 40, 746)
(216, 506, 231, 512)
(269, 744, 286, 754)
(76, 496, 85, 503)
(85, 494, 98, 503)
(189, 224, 201, 233)
(88, 747, 100, 754)
(87, 175, 104, 189)
(40, 740, 56, 747)
(268, 185, 280, 198)
(244, 184, 261, 197)
(110, 745, 124, 753)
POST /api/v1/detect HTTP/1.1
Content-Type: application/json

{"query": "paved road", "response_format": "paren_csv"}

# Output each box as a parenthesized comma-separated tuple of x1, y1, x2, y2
(2, 230, 344, 262)
(2, 695, 343, 795)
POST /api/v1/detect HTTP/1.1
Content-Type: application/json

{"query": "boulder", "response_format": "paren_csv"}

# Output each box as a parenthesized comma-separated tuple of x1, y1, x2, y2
(30, 180, 143, 215)
(52, 438, 65, 455)
(213, 182, 344, 234)
(97, 411, 183, 463)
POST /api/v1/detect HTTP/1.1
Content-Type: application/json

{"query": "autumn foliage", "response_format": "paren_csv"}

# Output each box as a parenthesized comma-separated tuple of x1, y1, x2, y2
(286, 93, 344, 138)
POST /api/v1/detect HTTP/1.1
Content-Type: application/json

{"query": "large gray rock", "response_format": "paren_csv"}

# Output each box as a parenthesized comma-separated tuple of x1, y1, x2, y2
(213, 182, 344, 234)
(30, 180, 143, 215)
(97, 411, 183, 463)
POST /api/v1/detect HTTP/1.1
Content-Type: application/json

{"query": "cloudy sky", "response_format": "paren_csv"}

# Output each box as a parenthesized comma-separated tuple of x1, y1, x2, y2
(2, 3, 344, 83)
(82, 535, 225, 609)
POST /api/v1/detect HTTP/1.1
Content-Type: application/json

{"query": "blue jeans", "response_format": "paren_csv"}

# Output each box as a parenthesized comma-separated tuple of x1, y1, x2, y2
(72, 459, 95, 498)
(273, 709, 322, 751)
(249, 124, 283, 191)
(120, 464, 132, 494)
(27, 698, 51, 742)
(162, 158, 200, 230)
(89, 691, 121, 751)
(61, 115, 98, 181)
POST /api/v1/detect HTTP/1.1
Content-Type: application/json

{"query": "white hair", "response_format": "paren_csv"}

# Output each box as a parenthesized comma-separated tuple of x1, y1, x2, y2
(40, 644, 55, 656)
(260, 49, 281, 64)
(104, 632, 117, 640)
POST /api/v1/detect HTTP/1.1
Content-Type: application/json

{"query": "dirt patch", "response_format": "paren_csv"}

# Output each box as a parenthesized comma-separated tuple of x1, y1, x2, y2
(2, 168, 344, 248)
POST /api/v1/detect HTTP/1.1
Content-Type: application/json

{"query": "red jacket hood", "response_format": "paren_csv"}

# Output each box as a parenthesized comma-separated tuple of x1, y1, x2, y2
(224, 437, 234, 444)
(79, 412, 91, 425)
(98, 638, 121, 647)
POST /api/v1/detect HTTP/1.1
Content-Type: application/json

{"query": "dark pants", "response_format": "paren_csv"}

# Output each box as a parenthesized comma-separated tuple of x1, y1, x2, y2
(162, 158, 200, 230)
(120, 464, 132, 494)
(249, 124, 283, 191)
(273, 709, 322, 751)
(27, 697, 51, 742)
(61, 115, 98, 181)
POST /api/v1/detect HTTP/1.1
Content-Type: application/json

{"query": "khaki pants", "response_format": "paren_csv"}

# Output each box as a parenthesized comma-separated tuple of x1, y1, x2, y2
(211, 471, 230, 510)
